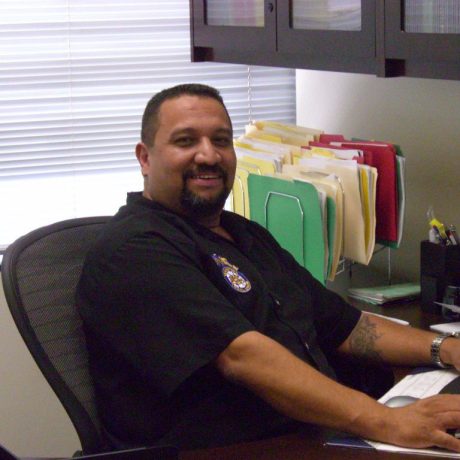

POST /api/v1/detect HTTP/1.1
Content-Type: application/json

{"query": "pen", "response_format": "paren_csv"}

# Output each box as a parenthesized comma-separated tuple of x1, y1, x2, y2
(364, 311, 410, 326)
(447, 225, 459, 245)
(432, 225, 449, 245)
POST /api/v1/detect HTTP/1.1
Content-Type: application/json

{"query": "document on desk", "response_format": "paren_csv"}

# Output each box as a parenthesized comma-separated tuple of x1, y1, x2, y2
(367, 369, 460, 458)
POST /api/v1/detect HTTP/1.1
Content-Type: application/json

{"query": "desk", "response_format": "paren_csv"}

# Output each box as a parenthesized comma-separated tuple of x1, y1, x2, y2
(180, 428, 431, 460)
(181, 300, 443, 460)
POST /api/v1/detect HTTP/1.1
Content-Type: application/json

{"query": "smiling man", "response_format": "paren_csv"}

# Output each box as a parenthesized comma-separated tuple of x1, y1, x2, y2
(135, 89, 235, 229)
(77, 84, 460, 454)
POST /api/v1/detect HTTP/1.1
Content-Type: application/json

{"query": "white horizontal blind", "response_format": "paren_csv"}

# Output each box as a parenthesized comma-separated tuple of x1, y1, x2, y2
(0, 0, 295, 247)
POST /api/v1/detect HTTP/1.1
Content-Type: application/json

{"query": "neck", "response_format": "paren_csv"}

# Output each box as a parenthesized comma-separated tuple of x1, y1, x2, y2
(209, 223, 234, 242)
(141, 191, 231, 238)
(197, 212, 234, 242)
(196, 214, 222, 229)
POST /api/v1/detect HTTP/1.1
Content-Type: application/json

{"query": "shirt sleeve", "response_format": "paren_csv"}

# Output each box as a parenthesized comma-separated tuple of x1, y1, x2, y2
(78, 233, 255, 397)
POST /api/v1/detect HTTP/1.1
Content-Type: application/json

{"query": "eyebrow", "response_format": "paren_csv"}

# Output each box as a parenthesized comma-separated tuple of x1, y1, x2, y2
(170, 127, 233, 138)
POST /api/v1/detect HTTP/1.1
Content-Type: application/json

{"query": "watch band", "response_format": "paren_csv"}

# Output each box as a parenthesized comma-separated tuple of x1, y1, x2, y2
(431, 332, 459, 368)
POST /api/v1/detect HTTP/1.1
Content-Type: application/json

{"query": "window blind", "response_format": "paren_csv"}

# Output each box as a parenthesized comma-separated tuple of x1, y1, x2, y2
(0, 0, 295, 247)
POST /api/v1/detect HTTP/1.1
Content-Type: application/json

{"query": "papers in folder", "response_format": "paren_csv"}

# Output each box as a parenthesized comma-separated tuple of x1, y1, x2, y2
(229, 121, 406, 284)
(326, 136, 406, 249)
(295, 156, 376, 266)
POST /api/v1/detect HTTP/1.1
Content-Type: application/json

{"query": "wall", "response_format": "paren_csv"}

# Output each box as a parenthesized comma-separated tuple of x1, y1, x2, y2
(296, 70, 460, 288)
(0, 278, 80, 458)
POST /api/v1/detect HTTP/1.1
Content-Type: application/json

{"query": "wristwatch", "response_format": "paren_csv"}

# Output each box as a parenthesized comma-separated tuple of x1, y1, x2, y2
(431, 332, 459, 368)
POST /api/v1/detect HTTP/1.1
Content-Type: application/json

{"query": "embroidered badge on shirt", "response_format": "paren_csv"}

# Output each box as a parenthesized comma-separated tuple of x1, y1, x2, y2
(211, 254, 252, 293)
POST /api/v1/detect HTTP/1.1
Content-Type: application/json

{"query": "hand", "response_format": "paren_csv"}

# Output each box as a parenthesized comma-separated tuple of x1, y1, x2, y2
(381, 394, 460, 452)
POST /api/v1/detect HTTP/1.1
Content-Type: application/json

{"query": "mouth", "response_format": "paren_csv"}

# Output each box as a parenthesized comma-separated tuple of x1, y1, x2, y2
(190, 173, 222, 180)
(187, 175, 223, 189)
(184, 168, 227, 188)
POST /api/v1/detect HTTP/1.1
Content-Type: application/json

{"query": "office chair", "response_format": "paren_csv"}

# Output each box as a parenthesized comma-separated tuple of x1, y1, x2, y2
(1, 217, 111, 455)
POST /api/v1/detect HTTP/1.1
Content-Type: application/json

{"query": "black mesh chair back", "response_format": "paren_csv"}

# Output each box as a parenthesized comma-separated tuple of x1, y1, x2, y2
(1, 217, 111, 454)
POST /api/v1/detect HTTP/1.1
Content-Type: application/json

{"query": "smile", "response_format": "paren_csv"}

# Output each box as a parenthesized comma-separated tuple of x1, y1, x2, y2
(192, 174, 222, 179)
(184, 166, 227, 187)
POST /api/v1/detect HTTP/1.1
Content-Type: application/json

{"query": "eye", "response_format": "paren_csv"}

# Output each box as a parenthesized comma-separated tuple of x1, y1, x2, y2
(174, 136, 195, 147)
(213, 136, 232, 147)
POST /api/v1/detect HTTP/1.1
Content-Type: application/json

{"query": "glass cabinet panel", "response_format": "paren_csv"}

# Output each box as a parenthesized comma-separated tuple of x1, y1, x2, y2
(206, 0, 264, 27)
(292, 0, 361, 31)
(405, 0, 460, 33)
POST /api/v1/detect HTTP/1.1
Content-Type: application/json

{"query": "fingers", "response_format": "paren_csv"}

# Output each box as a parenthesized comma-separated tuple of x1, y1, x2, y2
(414, 398, 460, 452)
(431, 430, 460, 453)
(386, 395, 460, 452)
(419, 394, 460, 414)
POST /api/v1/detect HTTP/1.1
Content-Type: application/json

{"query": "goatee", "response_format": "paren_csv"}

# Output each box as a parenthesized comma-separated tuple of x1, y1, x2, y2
(180, 166, 230, 218)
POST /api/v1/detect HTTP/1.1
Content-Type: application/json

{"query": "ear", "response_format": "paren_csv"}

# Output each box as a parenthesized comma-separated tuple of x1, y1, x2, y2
(135, 142, 150, 177)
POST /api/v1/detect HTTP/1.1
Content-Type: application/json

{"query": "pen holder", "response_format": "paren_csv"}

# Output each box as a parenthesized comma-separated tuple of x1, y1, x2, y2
(420, 240, 460, 314)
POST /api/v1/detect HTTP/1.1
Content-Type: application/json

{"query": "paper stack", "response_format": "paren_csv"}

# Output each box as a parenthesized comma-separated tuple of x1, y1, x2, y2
(348, 282, 420, 305)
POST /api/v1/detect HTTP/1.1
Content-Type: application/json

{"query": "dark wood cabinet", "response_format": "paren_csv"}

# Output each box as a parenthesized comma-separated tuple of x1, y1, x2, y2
(191, 0, 376, 75)
(190, 0, 460, 81)
(383, 1, 460, 80)
(191, 0, 277, 66)
(276, 1, 376, 75)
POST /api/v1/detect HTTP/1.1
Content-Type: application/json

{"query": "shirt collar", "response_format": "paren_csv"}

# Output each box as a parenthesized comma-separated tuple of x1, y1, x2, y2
(125, 192, 254, 253)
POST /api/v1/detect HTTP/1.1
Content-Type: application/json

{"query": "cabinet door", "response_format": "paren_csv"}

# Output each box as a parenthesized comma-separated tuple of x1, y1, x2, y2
(276, 0, 376, 74)
(191, 0, 277, 66)
(385, 1, 460, 80)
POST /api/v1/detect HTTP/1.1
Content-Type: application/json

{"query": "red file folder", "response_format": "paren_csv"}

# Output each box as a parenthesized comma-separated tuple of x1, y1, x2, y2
(334, 141, 398, 244)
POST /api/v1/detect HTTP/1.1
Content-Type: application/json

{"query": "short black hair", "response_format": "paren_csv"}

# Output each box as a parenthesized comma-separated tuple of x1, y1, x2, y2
(141, 83, 231, 146)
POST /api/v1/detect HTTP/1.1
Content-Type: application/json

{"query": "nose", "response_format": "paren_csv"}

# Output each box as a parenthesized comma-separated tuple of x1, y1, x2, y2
(194, 137, 221, 164)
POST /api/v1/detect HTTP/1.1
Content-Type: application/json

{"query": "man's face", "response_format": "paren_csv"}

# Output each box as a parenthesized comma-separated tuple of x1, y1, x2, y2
(136, 95, 236, 219)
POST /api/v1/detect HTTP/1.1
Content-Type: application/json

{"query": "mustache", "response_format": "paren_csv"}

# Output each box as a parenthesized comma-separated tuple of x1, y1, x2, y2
(183, 165, 228, 181)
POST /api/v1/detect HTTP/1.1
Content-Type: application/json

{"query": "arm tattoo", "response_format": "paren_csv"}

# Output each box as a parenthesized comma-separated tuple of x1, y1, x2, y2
(348, 314, 384, 363)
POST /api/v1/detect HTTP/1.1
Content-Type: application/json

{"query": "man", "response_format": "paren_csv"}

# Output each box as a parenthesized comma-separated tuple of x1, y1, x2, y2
(77, 83, 460, 452)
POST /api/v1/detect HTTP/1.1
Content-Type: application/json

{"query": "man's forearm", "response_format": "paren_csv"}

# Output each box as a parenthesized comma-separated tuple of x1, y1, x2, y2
(215, 331, 387, 437)
(339, 312, 439, 366)
(215, 329, 460, 452)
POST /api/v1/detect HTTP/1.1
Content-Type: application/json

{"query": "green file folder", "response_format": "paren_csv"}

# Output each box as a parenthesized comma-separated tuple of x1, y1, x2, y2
(248, 174, 327, 284)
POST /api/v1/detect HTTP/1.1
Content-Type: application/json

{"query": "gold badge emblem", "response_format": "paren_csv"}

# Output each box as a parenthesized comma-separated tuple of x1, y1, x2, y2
(211, 254, 252, 293)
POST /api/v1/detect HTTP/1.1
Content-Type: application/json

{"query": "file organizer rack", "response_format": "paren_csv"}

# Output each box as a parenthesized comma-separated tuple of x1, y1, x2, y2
(338, 246, 395, 285)
(233, 170, 397, 287)
(233, 126, 405, 284)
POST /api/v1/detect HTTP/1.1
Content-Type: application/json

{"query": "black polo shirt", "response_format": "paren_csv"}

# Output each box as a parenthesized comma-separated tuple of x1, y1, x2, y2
(77, 192, 361, 450)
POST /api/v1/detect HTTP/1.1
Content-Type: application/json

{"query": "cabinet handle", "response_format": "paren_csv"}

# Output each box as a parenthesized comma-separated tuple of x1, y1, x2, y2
(267, 2, 274, 13)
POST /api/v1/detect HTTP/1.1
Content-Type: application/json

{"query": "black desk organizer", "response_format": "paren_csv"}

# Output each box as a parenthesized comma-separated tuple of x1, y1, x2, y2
(420, 240, 460, 314)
